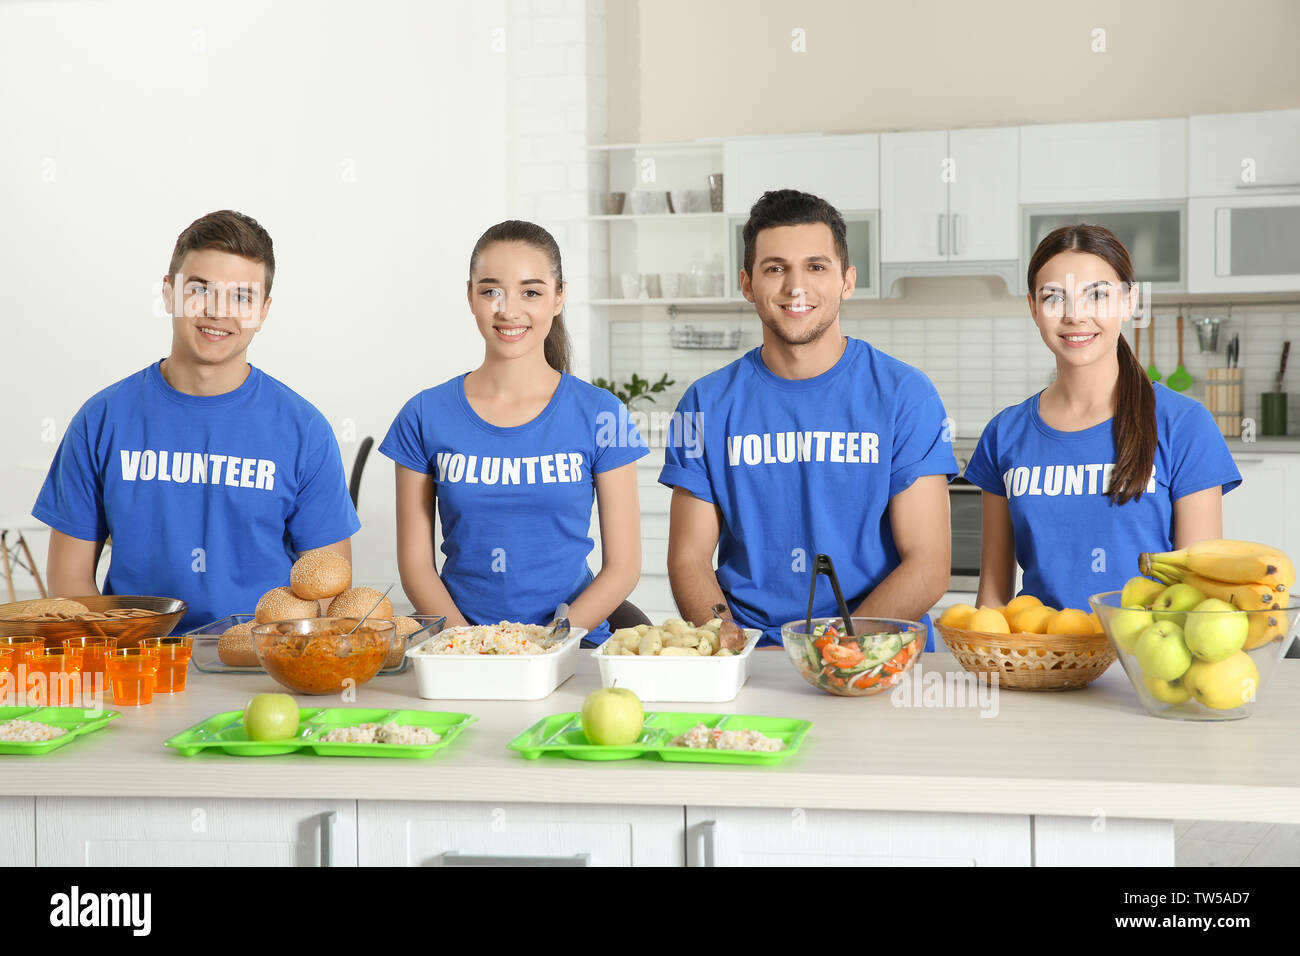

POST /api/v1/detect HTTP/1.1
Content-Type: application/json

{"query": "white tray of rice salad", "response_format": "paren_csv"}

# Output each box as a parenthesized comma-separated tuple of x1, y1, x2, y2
(406, 623, 586, 700)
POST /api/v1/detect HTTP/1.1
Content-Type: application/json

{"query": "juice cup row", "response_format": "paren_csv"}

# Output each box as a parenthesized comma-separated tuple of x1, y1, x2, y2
(0, 636, 193, 706)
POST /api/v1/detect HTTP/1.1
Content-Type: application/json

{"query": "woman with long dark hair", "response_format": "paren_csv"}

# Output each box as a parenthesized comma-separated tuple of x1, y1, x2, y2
(965, 224, 1240, 611)
(380, 221, 645, 641)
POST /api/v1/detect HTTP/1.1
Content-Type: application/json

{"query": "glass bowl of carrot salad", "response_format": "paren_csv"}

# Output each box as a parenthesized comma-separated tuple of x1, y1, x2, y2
(252, 618, 397, 695)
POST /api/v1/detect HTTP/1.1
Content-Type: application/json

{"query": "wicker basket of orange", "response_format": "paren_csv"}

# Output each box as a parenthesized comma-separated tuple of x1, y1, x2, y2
(935, 595, 1115, 690)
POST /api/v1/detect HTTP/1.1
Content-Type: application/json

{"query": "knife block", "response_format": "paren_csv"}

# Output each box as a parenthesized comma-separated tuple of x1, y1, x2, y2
(1205, 367, 1243, 437)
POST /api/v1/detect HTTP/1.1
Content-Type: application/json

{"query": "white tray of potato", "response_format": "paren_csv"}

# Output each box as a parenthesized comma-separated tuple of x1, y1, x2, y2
(592, 618, 762, 702)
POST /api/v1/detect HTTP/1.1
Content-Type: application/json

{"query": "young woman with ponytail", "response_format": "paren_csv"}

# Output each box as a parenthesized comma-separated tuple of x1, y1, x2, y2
(380, 221, 646, 641)
(964, 224, 1240, 612)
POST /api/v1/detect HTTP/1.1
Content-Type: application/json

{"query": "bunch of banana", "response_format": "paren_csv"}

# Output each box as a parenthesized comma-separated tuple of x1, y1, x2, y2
(1139, 540, 1295, 649)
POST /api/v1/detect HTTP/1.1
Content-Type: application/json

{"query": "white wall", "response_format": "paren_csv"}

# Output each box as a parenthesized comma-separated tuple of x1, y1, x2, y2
(0, 0, 605, 606)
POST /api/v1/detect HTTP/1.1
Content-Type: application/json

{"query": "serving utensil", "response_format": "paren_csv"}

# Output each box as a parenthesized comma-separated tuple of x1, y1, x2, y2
(343, 584, 394, 636)
(805, 554, 855, 638)
(1275, 341, 1290, 392)
(1167, 310, 1192, 392)
(538, 602, 570, 649)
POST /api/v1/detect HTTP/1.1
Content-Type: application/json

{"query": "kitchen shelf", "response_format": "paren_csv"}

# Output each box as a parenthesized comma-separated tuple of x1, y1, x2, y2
(589, 297, 743, 307)
(589, 213, 724, 221)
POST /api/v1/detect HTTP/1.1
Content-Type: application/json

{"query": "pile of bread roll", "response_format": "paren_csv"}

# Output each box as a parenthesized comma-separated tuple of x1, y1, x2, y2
(217, 549, 424, 668)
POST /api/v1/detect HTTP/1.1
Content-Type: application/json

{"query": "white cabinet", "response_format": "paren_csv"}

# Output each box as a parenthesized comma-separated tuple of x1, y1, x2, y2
(1224, 454, 1299, 558)
(880, 130, 949, 262)
(357, 801, 684, 866)
(723, 134, 879, 214)
(1188, 194, 1300, 293)
(1019, 118, 1187, 204)
(1021, 203, 1186, 292)
(948, 127, 1020, 261)
(686, 806, 1031, 865)
(35, 797, 357, 866)
(880, 127, 1018, 264)
(1, 797, 35, 866)
(1189, 109, 1300, 197)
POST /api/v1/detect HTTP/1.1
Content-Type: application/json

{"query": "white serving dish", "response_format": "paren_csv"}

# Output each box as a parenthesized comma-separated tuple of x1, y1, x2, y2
(591, 629, 763, 702)
(405, 627, 586, 700)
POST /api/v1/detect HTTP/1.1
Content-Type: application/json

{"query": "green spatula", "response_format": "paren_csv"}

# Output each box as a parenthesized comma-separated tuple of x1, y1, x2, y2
(1167, 311, 1192, 391)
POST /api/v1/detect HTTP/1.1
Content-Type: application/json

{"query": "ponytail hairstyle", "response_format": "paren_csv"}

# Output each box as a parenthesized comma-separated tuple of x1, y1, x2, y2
(1026, 223, 1155, 506)
(468, 220, 571, 374)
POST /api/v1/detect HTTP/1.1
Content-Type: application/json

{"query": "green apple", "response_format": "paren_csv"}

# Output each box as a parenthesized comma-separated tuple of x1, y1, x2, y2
(1135, 620, 1193, 681)
(1109, 606, 1156, 654)
(1142, 673, 1191, 704)
(1184, 653, 1260, 711)
(243, 693, 300, 741)
(1151, 583, 1206, 627)
(581, 685, 644, 745)
(1121, 576, 1167, 609)
(1183, 598, 1249, 662)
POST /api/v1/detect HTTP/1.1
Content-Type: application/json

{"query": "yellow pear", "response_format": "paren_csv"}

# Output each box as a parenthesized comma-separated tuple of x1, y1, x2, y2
(1183, 652, 1260, 711)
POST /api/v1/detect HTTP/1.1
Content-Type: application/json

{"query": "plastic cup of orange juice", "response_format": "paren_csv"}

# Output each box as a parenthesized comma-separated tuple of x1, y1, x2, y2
(2, 637, 44, 705)
(105, 647, 160, 706)
(0, 647, 14, 704)
(27, 648, 83, 706)
(138, 637, 192, 693)
(63, 636, 116, 695)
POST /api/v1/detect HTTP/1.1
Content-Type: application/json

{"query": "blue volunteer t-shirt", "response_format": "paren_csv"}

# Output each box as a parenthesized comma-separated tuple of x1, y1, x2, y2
(379, 372, 647, 643)
(963, 383, 1242, 612)
(32, 361, 361, 632)
(658, 337, 959, 648)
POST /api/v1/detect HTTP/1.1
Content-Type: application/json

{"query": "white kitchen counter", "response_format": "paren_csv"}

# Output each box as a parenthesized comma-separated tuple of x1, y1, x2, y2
(6, 651, 1300, 826)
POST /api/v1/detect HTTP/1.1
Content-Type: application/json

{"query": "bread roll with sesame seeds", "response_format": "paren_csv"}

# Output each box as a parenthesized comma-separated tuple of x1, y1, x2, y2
(289, 549, 352, 600)
(255, 586, 320, 624)
(217, 621, 259, 666)
(327, 587, 393, 621)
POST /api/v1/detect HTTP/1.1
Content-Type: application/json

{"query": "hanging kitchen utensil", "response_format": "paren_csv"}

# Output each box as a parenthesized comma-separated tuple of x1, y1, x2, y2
(805, 554, 855, 638)
(1146, 311, 1161, 382)
(1134, 318, 1142, 366)
(1275, 341, 1290, 393)
(1167, 309, 1192, 391)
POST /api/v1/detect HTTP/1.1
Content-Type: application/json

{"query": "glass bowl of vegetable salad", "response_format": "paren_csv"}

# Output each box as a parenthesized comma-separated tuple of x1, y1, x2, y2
(781, 617, 926, 696)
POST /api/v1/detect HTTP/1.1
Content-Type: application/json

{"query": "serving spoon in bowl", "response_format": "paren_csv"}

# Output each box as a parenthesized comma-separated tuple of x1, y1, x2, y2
(538, 603, 571, 650)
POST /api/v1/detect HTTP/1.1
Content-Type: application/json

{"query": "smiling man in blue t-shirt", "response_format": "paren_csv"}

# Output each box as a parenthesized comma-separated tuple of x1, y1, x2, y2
(660, 190, 958, 647)
(33, 210, 360, 631)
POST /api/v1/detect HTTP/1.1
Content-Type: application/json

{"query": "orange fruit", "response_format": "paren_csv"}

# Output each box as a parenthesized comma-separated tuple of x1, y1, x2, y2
(1001, 594, 1043, 627)
(1046, 608, 1094, 635)
(1089, 611, 1104, 634)
(1011, 605, 1058, 634)
(937, 604, 977, 629)
(969, 606, 1011, 635)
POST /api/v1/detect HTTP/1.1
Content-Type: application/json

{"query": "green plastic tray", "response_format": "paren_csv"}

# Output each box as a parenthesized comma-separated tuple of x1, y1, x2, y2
(164, 707, 476, 758)
(0, 705, 121, 755)
(506, 712, 811, 765)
